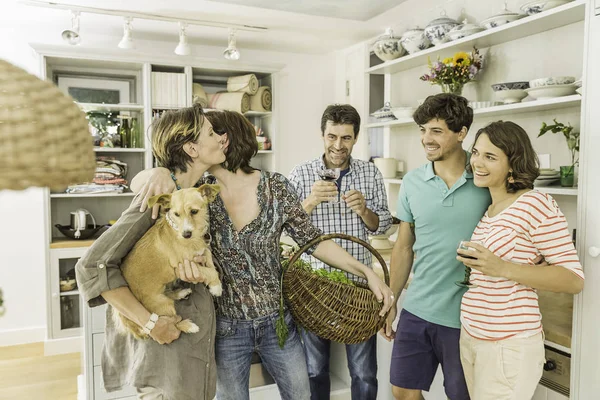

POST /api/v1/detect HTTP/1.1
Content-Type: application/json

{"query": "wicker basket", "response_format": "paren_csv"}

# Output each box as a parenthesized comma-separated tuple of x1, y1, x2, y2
(0, 59, 95, 191)
(283, 233, 390, 344)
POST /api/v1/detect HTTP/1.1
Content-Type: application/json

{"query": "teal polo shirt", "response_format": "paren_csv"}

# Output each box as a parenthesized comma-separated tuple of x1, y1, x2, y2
(397, 152, 491, 329)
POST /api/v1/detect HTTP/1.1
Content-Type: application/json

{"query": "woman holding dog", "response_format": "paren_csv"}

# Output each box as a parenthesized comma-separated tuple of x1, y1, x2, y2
(76, 104, 227, 400)
(131, 110, 394, 400)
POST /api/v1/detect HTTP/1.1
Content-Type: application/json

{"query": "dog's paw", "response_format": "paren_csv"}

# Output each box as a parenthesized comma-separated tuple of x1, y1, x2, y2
(174, 288, 193, 300)
(177, 319, 200, 333)
(209, 283, 223, 297)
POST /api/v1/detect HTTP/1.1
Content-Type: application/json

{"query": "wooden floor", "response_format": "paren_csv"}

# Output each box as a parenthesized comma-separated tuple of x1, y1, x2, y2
(0, 342, 81, 400)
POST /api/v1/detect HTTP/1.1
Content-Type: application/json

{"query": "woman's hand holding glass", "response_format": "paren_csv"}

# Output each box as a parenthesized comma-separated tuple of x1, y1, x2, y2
(456, 241, 508, 279)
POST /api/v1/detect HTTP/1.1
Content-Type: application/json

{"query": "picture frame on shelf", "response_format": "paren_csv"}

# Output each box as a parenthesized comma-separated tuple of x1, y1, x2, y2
(57, 75, 132, 104)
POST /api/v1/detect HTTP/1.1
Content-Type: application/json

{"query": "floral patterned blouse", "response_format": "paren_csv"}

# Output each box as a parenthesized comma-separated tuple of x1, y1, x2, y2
(205, 170, 322, 320)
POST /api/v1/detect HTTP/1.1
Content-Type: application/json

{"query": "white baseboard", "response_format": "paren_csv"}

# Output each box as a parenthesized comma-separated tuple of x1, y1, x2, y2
(44, 335, 83, 356)
(0, 326, 45, 347)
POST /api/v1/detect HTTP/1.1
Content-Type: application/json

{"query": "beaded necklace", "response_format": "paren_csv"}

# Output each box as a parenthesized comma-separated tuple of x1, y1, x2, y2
(170, 171, 182, 190)
(170, 171, 203, 190)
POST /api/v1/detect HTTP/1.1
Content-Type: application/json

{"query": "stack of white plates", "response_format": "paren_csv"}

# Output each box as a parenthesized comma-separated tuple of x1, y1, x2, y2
(534, 168, 560, 186)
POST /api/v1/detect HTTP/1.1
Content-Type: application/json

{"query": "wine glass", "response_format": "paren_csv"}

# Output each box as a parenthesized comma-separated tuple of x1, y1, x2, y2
(317, 168, 341, 204)
(456, 240, 477, 288)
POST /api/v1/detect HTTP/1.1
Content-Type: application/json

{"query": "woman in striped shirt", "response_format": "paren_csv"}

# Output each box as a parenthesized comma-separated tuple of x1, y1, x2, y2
(456, 121, 584, 399)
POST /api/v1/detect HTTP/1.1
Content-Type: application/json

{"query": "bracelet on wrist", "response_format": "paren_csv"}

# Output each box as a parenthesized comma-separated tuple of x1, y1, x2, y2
(141, 313, 159, 335)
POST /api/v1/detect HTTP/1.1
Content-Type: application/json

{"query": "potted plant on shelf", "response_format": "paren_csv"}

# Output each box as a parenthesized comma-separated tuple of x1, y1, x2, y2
(419, 46, 483, 96)
(538, 119, 580, 187)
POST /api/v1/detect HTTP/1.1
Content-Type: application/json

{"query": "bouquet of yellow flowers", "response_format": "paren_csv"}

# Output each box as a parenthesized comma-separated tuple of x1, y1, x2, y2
(420, 47, 483, 95)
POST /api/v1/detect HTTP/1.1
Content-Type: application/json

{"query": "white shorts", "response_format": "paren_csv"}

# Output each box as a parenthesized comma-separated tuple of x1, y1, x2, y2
(459, 327, 545, 400)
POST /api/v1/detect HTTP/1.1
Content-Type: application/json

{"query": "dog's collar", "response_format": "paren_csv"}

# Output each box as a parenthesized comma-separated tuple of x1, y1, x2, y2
(165, 212, 178, 231)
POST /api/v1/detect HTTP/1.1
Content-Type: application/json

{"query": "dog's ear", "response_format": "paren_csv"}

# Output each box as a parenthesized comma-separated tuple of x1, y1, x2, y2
(148, 193, 172, 209)
(197, 184, 220, 202)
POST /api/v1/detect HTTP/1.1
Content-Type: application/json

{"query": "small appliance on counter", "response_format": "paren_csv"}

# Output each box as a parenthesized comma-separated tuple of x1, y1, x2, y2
(55, 208, 108, 240)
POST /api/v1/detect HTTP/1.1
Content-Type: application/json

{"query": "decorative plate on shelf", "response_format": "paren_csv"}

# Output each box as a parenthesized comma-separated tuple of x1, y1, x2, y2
(525, 84, 576, 99)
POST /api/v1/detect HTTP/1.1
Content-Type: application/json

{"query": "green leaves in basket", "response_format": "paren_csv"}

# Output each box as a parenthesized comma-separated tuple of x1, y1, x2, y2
(312, 268, 355, 286)
(275, 309, 289, 349)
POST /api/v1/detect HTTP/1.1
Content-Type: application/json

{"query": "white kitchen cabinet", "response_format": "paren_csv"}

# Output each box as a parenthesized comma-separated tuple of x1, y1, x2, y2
(47, 247, 87, 339)
(82, 304, 137, 400)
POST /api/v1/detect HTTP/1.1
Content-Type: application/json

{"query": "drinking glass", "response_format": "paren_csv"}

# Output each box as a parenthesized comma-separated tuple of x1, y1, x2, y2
(317, 168, 341, 204)
(456, 240, 477, 288)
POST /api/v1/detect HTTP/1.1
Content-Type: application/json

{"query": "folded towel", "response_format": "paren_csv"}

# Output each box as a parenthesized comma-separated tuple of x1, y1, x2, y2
(192, 83, 209, 108)
(249, 86, 272, 112)
(208, 92, 250, 113)
(227, 74, 259, 95)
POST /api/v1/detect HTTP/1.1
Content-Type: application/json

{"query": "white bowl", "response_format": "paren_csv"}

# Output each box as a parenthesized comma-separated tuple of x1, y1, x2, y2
(525, 84, 576, 99)
(480, 13, 524, 29)
(494, 89, 528, 104)
(534, 178, 560, 187)
(391, 107, 415, 119)
(520, 0, 572, 16)
(529, 76, 576, 88)
(576, 87, 582, 95)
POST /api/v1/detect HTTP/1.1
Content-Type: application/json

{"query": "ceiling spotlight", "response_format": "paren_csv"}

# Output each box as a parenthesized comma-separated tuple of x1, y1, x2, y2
(61, 11, 81, 45)
(118, 17, 135, 50)
(223, 28, 240, 61)
(174, 22, 191, 56)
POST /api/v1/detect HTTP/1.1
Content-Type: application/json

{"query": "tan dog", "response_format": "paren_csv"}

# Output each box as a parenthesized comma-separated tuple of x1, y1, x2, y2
(113, 184, 222, 339)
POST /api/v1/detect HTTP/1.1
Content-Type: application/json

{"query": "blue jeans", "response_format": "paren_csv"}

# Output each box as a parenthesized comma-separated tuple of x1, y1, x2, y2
(301, 330, 378, 400)
(215, 311, 310, 400)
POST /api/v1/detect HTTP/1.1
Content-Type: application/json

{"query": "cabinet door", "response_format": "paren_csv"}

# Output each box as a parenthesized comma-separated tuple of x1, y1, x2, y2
(49, 247, 87, 339)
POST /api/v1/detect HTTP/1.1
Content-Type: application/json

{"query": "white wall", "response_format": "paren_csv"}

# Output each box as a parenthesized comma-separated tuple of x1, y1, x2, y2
(0, 11, 336, 345)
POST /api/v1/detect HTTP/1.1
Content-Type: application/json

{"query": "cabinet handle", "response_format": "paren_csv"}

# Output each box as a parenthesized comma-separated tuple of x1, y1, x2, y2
(589, 247, 600, 258)
(544, 360, 556, 371)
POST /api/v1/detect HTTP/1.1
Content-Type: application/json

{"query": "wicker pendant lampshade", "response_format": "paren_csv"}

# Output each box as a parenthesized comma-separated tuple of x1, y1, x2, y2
(0, 59, 95, 191)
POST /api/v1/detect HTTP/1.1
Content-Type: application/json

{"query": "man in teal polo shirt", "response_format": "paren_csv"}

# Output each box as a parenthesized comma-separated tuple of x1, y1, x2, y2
(381, 94, 491, 400)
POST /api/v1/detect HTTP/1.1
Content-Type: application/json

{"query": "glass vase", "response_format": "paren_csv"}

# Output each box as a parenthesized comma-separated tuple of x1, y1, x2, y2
(560, 165, 575, 187)
(440, 83, 464, 96)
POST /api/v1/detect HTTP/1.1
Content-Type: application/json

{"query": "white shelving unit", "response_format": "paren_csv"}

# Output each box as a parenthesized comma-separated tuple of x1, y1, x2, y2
(94, 148, 146, 153)
(365, 95, 582, 129)
(36, 44, 282, 399)
(356, 2, 590, 399)
(76, 102, 145, 112)
(366, 1, 585, 75)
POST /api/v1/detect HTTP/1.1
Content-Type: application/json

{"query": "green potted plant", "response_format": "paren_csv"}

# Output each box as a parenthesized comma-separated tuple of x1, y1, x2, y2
(538, 119, 580, 187)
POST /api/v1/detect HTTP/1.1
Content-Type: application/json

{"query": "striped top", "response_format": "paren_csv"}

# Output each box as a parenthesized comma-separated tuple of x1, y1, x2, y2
(460, 190, 584, 340)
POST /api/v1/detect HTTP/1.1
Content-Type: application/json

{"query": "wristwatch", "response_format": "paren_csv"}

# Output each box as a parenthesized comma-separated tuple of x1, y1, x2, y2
(142, 313, 159, 335)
